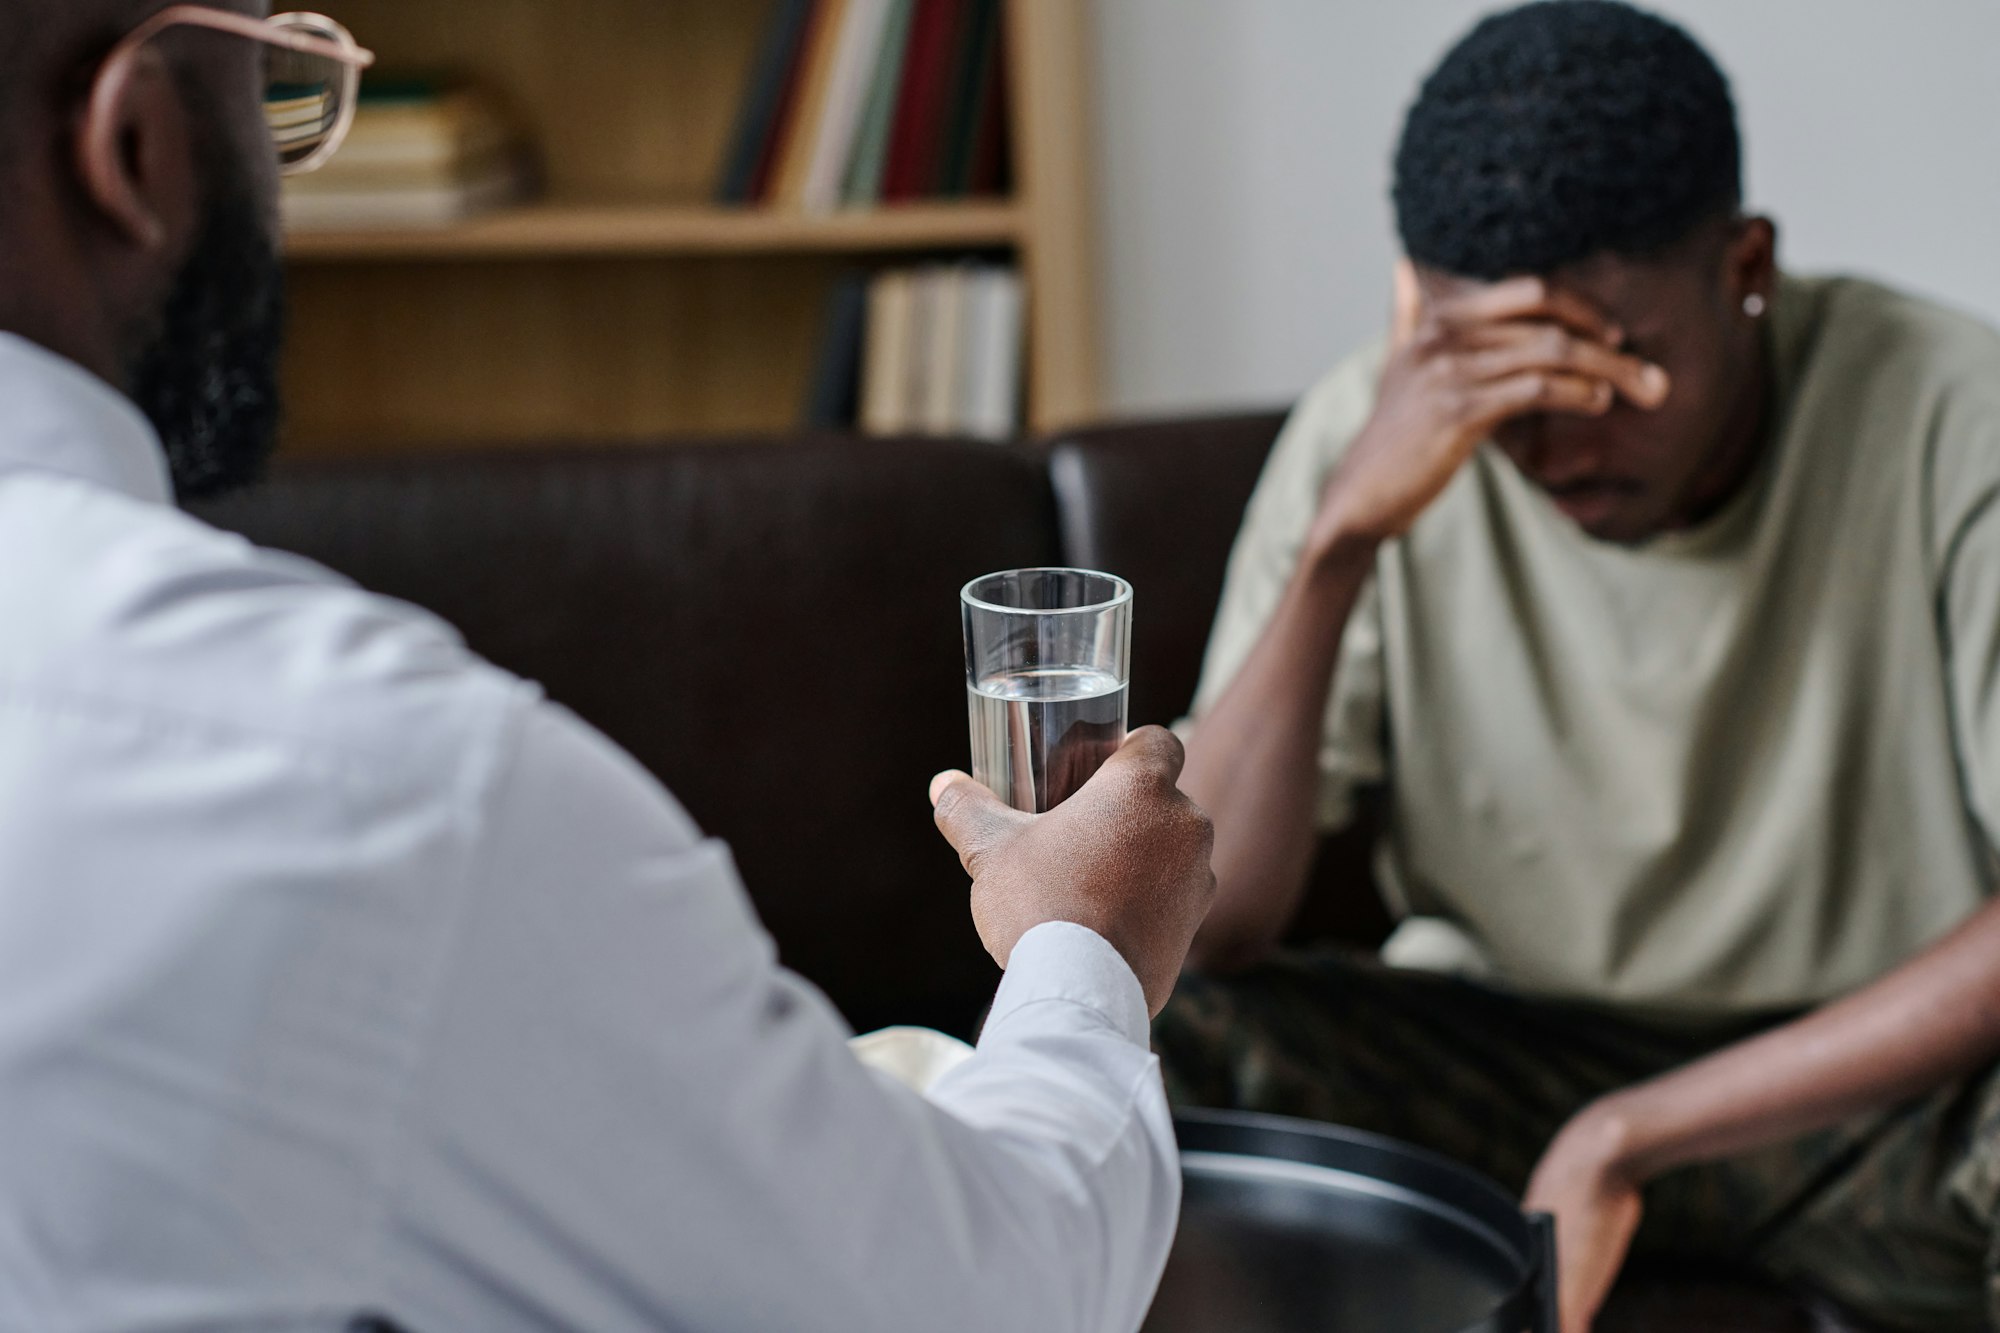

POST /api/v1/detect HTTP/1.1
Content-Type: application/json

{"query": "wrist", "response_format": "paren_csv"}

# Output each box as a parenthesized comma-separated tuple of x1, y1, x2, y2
(1568, 1090, 1673, 1185)
(1272, 521, 1379, 656)
(1300, 521, 1382, 585)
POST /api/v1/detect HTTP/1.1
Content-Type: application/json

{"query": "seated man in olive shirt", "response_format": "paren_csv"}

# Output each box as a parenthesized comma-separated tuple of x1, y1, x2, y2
(1158, 3, 2000, 1330)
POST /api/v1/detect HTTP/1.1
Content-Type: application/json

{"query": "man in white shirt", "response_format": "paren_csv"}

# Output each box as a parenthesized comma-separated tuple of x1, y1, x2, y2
(0, 4, 1217, 1330)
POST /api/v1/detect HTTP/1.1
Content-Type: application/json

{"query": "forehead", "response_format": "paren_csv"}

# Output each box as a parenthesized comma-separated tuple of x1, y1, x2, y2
(1417, 234, 1725, 332)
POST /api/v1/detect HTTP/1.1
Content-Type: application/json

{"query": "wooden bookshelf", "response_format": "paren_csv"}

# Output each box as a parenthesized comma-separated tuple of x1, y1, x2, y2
(286, 200, 1029, 261)
(282, 0, 1099, 455)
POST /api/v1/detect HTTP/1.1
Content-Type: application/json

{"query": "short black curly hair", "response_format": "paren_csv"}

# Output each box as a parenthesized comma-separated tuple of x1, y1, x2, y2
(1392, 0, 1741, 280)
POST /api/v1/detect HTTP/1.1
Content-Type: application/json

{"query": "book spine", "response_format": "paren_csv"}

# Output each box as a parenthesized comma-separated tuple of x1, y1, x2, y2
(771, 0, 854, 208)
(840, 0, 916, 208)
(801, 0, 897, 214)
(716, 0, 814, 204)
(921, 265, 969, 434)
(964, 267, 1024, 441)
(936, 0, 999, 196)
(805, 271, 871, 428)
(967, 19, 1011, 198)
(862, 269, 917, 435)
(881, 0, 965, 202)
(752, 0, 835, 202)
(902, 266, 941, 430)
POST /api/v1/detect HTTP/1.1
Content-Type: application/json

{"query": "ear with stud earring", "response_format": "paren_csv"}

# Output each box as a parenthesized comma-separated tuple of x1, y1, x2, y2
(1743, 293, 1768, 318)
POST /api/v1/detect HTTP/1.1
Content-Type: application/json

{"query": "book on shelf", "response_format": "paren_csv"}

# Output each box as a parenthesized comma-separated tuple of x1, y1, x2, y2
(917, 266, 968, 434)
(935, 0, 999, 197)
(880, 0, 964, 203)
(751, 0, 824, 200)
(963, 23, 1010, 197)
(805, 271, 871, 429)
(841, 0, 915, 206)
(839, 262, 1022, 439)
(959, 266, 1026, 440)
(860, 269, 917, 434)
(801, 0, 898, 213)
(719, 0, 1012, 213)
(717, 0, 814, 204)
(283, 80, 530, 230)
(900, 267, 947, 431)
(767, 0, 849, 208)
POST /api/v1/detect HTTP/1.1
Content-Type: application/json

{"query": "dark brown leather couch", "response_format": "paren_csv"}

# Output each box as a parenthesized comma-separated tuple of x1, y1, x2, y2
(192, 415, 1828, 1331)
(195, 416, 1323, 1039)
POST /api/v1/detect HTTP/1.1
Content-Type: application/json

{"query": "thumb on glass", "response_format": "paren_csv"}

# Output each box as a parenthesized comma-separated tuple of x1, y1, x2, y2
(929, 770, 1031, 877)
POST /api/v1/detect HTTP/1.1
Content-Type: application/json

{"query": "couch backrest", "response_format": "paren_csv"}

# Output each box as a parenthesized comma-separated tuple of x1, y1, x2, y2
(1045, 414, 1393, 952)
(1047, 413, 1287, 730)
(191, 419, 1295, 1033)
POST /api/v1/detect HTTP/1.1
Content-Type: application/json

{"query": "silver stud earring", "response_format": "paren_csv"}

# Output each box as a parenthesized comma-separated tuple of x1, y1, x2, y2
(1743, 293, 1767, 318)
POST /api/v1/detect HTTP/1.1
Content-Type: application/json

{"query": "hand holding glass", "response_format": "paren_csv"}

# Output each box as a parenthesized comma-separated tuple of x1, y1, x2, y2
(961, 569, 1132, 813)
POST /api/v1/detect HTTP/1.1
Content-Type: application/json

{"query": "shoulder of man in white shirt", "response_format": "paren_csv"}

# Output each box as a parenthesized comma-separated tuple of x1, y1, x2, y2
(0, 465, 531, 805)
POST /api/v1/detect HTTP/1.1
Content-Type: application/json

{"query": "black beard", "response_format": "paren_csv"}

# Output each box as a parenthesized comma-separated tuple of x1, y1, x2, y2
(126, 152, 286, 503)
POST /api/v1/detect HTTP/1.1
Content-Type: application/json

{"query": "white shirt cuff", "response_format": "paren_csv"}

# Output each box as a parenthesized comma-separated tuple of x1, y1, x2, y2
(984, 921, 1150, 1049)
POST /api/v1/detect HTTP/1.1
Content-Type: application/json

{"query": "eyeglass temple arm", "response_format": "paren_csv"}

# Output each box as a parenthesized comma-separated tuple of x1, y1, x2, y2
(119, 6, 377, 69)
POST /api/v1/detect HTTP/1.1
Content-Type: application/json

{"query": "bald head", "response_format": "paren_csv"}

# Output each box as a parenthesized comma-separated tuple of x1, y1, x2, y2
(0, 0, 142, 70)
(0, 0, 179, 140)
(0, 0, 129, 176)
(0, 0, 284, 498)
(0, 0, 271, 223)
(0, 0, 267, 92)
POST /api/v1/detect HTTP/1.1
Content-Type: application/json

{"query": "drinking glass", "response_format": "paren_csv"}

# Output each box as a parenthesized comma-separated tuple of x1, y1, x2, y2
(961, 568, 1132, 813)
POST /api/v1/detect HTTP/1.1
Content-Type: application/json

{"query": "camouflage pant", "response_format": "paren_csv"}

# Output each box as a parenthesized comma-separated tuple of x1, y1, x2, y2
(1154, 948, 2000, 1332)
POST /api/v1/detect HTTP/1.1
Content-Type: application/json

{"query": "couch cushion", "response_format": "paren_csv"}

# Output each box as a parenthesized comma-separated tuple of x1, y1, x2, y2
(192, 436, 1061, 1035)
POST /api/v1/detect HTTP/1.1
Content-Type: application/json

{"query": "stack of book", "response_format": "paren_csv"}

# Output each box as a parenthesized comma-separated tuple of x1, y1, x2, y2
(283, 81, 531, 230)
(717, 0, 1011, 212)
(805, 264, 1024, 439)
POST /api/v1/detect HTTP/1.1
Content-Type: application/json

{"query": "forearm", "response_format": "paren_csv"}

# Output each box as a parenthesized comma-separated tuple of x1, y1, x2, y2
(1180, 534, 1377, 973)
(1588, 894, 2000, 1182)
(921, 923, 1180, 1333)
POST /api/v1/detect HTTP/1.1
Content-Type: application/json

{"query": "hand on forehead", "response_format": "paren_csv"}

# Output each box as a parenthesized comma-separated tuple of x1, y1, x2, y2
(1406, 268, 1626, 345)
(1404, 217, 1756, 348)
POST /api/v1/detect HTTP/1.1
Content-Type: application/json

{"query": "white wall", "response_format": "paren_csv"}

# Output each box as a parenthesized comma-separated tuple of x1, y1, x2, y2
(1092, 0, 2000, 417)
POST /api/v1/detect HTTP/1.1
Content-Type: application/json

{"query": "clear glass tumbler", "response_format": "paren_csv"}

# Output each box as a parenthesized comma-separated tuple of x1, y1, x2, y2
(961, 568, 1132, 813)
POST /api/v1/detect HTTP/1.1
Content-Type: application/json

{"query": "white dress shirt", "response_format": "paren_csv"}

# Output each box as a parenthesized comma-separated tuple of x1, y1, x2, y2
(0, 332, 1180, 1333)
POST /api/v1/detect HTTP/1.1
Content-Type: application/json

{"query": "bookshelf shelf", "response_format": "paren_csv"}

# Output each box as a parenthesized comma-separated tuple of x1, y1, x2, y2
(285, 199, 1029, 262)
(284, 0, 1098, 451)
